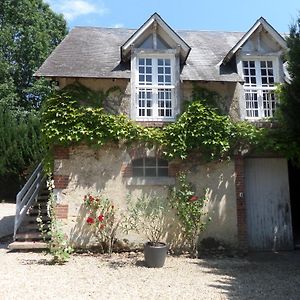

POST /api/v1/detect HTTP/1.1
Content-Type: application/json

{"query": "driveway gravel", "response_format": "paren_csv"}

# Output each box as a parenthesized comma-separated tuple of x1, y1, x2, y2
(0, 241, 300, 300)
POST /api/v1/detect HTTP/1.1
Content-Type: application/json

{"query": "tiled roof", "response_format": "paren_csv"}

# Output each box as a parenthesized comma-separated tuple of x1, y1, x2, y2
(35, 27, 245, 82)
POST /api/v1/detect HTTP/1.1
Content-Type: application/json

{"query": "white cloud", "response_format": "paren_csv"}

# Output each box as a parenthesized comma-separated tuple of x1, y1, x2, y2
(45, 0, 108, 21)
(113, 23, 124, 28)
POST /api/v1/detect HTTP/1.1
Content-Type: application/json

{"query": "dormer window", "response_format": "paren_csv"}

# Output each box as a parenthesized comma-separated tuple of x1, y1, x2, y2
(241, 58, 278, 119)
(223, 17, 287, 121)
(121, 13, 191, 123)
(135, 55, 175, 120)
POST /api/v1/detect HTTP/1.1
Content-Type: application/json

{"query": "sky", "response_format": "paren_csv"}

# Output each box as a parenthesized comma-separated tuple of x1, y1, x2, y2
(45, 0, 299, 33)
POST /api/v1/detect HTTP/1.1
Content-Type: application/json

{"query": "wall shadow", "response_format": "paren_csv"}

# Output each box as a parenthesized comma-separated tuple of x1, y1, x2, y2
(193, 251, 300, 299)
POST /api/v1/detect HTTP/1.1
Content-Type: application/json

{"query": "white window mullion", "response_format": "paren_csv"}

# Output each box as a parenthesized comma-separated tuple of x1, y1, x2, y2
(257, 88, 263, 119)
(153, 88, 158, 118)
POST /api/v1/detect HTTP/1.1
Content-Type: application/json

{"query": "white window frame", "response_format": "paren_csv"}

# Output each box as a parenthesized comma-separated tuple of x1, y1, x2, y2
(132, 157, 169, 177)
(237, 55, 280, 120)
(131, 49, 178, 122)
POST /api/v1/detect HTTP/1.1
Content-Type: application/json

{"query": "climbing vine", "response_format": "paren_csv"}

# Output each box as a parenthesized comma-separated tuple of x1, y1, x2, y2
(41, 85, 280, 160)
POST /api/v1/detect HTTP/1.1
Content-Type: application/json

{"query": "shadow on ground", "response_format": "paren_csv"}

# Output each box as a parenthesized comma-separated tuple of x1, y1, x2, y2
(195, 251, 300, 299)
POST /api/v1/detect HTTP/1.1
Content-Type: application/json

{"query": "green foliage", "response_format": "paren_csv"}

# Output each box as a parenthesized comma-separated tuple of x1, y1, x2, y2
(0, 0, 67, 109)
(62, 82, 121, 109)
(169, 173, 209, 257)
(83, 193, 120, 254)
(122, 194, 170, 245)
(0, 105, 45, 178)
(162, 100, 235, 159)
(37, 189, 73, 264)
(42, 87, 265, 160)
(41, 90, 142, 146)
(276, 15, 300, 164)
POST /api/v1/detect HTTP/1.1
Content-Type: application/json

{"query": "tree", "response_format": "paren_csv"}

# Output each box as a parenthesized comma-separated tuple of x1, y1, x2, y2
(277, 15, 300, 164)
(0, 106, 44, 177)
(0, 0, 68, 109)
(0, 1, 67, 200)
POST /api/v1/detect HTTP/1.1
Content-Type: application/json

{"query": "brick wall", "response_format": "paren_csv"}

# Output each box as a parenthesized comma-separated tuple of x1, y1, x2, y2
(55, 204, 68, 219)
(53, 146, 70, 159)
(234, 154, 248, 250)
(53, 175, 69, 189)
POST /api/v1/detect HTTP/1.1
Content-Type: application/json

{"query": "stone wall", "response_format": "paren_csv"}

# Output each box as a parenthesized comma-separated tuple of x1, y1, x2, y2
(57, 78, 241, 120)
(52, 144, 238, 249)
(181, 81, 241, 120)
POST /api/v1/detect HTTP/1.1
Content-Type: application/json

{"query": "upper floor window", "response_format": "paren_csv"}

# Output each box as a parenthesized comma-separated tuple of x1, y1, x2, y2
(134, 55, 175, 121)
(132, 157, 169, 177)
(241, 59, 278, 119)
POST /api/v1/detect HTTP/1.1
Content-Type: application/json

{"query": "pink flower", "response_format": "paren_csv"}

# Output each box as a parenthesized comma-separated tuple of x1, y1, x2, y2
(86, 217, 95, 224)
(98, 214, 104, 222)
(189, 196, 199, 202)
(89, 195, 94, 201)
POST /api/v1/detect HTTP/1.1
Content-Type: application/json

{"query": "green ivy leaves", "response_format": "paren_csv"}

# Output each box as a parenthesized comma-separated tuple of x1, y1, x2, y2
(41, 88, 265, 160)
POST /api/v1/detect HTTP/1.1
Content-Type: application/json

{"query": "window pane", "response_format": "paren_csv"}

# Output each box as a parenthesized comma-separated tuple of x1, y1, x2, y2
(132, 157, 169, 177)
(145, 168, 156, 177)
(138, 88, 152, 117)
(133, 167, 144, 177)
(158, 168, 168, 176)
(132, 158, 143, 167)
(157, 158, 168, 166)
(145, 158, 156, 167)
(245, 89, 259, 118)
(136, 56, 174, 119)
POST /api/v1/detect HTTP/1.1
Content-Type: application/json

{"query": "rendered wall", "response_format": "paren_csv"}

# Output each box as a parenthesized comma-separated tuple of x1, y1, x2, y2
(53, 145, 238, 249)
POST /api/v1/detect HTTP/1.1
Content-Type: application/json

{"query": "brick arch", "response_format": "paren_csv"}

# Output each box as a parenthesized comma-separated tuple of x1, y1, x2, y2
(128, 146, 163, 160)
(121, 146, 181, 178)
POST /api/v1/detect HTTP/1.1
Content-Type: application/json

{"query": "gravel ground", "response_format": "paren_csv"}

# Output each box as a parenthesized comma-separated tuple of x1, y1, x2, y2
(1, 240, 300, 300)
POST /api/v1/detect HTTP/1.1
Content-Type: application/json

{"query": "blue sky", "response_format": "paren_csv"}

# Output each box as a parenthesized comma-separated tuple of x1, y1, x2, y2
(45, 0, 299, 33)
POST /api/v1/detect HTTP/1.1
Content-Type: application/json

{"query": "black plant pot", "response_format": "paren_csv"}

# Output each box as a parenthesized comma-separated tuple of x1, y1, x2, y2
(144, 242, 168, 268)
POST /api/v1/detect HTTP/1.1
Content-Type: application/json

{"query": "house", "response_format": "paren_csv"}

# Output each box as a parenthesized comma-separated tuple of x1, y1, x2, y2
(31, 13, 297, 251)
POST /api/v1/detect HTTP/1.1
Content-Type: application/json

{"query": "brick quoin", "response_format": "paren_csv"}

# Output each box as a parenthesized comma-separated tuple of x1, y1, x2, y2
(234, 154, 248, 250)
(121, 163, 132, 177)
(168, 162, 182, 177)
(53, 175, 69, 189)
(55, 204, 68, 219)
(53, 146, 70, 159)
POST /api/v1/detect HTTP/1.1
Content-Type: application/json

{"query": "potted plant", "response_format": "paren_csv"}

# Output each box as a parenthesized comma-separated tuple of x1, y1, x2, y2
(122, 194, 170, 268)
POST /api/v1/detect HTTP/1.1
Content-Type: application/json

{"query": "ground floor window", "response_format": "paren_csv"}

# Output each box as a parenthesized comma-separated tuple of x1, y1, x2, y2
(132, 157, 169, 177)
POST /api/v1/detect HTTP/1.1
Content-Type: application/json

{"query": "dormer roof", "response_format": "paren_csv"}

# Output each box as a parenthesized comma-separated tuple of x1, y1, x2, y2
(223, 17, 287, 64)
(121, 13, 191, 64)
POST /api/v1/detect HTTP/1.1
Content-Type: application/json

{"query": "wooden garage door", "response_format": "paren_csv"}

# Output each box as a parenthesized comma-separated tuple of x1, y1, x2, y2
(245, 158, 293, 251)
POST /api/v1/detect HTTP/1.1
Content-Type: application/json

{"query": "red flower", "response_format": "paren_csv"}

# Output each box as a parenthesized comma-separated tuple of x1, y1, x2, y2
(86, 217, 95, 224)
(189, 196, 199, 202)
(98, 214, 104, 222)
(89, 195, 94, 201)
